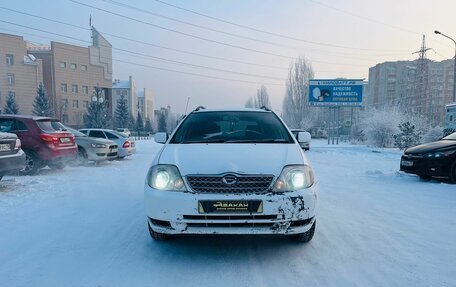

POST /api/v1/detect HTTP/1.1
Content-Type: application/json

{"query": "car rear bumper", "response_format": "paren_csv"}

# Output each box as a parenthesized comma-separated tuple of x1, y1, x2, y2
(0, 150, 26, 174)
(39, 146, 78, 162)
(144, 184, 318, 235)
(118, 147, 136, 157)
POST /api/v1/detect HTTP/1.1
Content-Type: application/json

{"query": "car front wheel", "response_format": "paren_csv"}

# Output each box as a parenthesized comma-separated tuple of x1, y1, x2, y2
(450, 161, 456, 184)
(294, 221, 316, 243)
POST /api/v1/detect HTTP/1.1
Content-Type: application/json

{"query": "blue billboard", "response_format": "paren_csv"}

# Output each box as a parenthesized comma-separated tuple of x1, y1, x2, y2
(309, 79, 363, 106)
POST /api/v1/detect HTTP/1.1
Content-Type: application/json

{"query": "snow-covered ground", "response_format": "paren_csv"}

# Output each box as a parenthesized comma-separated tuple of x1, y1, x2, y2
(0, 140, 455, 287)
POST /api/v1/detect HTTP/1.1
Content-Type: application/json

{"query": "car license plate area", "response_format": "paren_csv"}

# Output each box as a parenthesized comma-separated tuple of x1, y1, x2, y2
(198, 200, 263, 214)
(0, 143, 11, 151)
(401, 160, 413, 167)
(60, 137, 71, 143)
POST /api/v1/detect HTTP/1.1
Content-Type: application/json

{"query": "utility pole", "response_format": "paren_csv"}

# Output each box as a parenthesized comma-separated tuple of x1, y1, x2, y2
(412, 35, 432, 115)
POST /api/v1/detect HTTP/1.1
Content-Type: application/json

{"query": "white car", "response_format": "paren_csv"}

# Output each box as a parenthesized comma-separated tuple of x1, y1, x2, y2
(144, 107, 318, 242)
(79, 128, 136, 158)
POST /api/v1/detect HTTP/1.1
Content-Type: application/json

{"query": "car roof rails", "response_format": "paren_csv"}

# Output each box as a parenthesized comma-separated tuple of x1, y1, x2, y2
(194, 106, 206, 112)
(260, 106, 271, 111)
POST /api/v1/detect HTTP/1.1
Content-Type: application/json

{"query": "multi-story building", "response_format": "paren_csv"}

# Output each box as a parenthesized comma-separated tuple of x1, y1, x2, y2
(29, 27, 112, 127)
(137, 88, 154, 122)
(0, 33, 43, 115)
(368, 59, 454, 126)
(112, 76, 137, 118)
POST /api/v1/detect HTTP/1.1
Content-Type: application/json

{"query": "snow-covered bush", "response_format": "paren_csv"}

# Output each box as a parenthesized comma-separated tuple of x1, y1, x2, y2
(393, 121, 422, 150)
(361, 108, 402, 148)
(350, 123, 365, 143)
(423, 126, 444, 143)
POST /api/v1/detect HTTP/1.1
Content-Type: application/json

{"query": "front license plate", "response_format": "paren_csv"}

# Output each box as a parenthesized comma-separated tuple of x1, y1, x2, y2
(198, 200, 263, 214)
(60, 137, 71, 143)
(0, 144, 10, 151)
(401, 160, 413, 167)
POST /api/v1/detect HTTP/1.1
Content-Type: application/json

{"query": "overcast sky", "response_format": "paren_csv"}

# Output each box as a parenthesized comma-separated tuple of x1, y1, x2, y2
(1, 0, 455, 113)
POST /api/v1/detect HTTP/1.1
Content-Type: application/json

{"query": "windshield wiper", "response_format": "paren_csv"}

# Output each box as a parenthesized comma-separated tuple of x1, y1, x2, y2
(179, 139, 227, 144)
(225, 139, 290, 143)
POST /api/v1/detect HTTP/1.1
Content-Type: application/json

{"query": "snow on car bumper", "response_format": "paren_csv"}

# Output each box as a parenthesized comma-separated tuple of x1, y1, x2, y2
(144, 184, 318, 235)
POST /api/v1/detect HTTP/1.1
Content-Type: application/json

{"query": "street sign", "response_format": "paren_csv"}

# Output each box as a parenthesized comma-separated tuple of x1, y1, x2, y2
(309, 79, 363, 106)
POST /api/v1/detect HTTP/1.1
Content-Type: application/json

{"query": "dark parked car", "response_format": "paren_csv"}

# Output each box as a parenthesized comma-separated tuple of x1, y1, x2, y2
(0, 115, 77, 175)
(400, 132, 456, 183)
(0, 132, 26, 181)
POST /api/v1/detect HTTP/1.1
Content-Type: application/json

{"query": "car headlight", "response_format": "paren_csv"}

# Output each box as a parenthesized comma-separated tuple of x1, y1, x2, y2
(426, 150, 455, 158)
(273, 165, 314, 191)
(146, 165, 186, 191)
(91, 143, 107, 148)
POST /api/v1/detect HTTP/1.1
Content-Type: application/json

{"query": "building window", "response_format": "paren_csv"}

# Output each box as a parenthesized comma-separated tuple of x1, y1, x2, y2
(71, 84, 78, 94)
(7, 74, 15, 85)
(60, 62, 66, 68)
(72, 100, 79, 109)
(62, 114, 69, 124)
(70, 63, 77, 70)
(61, 99, 68, 110)
(83, 100, 88, 109)
(81, 65, 87, 71)
(82, 86, 89, 95)
(6, 54, 14, 65)
(61, 83, 67, 93)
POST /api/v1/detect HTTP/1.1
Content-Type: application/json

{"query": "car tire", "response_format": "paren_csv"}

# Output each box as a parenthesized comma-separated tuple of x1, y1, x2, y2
(74, 148, 88, 166)
(450, 161, 456, 184)
(48, 162, 66, 170)
(148, 221, 169, 241)
(20, 150, 42, 175)
(294, 221, 316, 243)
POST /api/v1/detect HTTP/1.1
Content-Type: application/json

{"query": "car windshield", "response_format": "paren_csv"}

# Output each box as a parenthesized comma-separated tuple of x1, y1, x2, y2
(442, 132, 456, 140)
(66, 127, 87, 137)
(170, 111, 293, 144)
(36, 120, 67, 132)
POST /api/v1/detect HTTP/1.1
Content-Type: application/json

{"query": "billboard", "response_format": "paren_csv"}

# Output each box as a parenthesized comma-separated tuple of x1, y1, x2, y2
(309, 79, 363, 106)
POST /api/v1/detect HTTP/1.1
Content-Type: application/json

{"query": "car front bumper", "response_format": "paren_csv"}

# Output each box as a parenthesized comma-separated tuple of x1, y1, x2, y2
(400, 155, 453, 178)
(0, 150, 26, 174)
(86, 147, 118, 162)
(144, 184, 318, 235)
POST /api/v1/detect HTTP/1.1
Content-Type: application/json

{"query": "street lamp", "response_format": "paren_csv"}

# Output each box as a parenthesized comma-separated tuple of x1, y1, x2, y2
(435, 30, 456, 103)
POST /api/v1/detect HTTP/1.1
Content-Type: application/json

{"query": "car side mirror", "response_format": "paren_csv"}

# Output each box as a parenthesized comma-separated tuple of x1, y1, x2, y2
(297, 131, 311, 143)
(154, 132, 168, 144)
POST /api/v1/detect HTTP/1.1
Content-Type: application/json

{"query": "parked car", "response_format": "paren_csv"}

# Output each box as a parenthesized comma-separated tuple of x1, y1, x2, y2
(0, 132, 26, 181)
(290, 129, 311, 151)
(145, 107, 318, 242)
(66, 127, 118, 165)
(0, 115, 77, 175)
(400, 132, 456, 183)
(78, 129, 136, 158)
(115, 128, 131, 137)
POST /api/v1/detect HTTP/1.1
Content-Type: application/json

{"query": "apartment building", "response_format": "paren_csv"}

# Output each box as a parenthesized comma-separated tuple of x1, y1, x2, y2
(112, 76, 137, 118)
(0, 33, 43, 115)
(368, 59, 454, 126)
(29, 27, 112, 127)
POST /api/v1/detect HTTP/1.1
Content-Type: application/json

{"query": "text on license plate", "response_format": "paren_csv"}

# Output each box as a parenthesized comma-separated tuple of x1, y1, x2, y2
(0, 144, 10, 151)
(60, 137, 71, 143)
(198, 200, 263, 214)
(401, 160, 413, 167)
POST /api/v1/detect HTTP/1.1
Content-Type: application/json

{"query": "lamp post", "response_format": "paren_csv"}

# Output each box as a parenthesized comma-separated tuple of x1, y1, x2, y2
(435, 30, 456, 103)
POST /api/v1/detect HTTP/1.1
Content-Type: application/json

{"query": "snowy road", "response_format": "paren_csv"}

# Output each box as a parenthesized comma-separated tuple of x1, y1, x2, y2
(0, 140, 455, 287)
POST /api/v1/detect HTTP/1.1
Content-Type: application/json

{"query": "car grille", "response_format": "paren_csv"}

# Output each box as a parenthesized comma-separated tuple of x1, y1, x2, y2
(186, 174, 274, 194)
(109, 145, 117, 149)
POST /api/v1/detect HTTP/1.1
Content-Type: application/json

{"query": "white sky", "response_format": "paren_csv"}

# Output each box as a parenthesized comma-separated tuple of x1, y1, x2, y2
(1, 0, 455, 113)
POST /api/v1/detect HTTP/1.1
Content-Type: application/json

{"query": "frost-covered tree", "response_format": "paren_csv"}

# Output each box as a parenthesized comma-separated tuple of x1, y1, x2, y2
(144, 116, 153, 134)
(282, 57, 316, 131)
(393, 121, 422, 150)
(33, 83, 53, 117)
(350, 123, 365, 143)
(114, 94, 129, 128)
(128, 112, 135, 130)
(83, 86, 108, 128)
(136, 111, 144, 132)
(245, 97, 254, 108)
(158, 112, 167, 133)
(423, 126, 444, 143)
(361, 108, 402, 148)
(256, 85, 271, 108)
(4, 93, 19, 114)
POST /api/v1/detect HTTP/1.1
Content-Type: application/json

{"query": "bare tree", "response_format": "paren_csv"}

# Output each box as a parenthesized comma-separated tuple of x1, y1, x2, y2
(245, 97, 254, 108)
(281, 57, 316, 130)
(245, 85, 271, 108)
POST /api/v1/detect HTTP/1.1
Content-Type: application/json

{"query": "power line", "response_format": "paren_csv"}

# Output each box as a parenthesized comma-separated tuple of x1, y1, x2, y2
(152, 0, 412, 52)
(103, 0, 411, 53)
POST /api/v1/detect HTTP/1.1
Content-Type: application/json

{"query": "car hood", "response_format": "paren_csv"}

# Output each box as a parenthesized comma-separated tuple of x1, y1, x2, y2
(0, 132, 17, 140)
(405, 140, 456, 154)
(158, 143, 306, 176)
(75, 136, 116, 145)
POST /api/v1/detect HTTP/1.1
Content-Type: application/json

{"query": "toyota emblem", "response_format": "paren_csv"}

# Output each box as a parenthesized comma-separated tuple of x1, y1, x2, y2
(222, 175, 238, 185)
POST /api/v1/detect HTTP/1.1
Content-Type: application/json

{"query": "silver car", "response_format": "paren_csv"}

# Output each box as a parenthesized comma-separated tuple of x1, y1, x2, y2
(67, 128, 118, 165)
(79, 128, 136, 158)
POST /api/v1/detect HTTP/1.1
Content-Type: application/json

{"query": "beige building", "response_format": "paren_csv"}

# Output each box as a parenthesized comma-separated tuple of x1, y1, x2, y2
(137, 88, 155, 122)
(112, 76, 137, 118)
(29, 27, 113, 127)
(0, 33, 43, 115)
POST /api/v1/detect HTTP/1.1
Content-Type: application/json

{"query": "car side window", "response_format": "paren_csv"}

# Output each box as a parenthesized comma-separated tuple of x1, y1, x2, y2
(15, 120, 28, 131)
(105, 132, 118, 139)
(89, 130, 107, 138)
(0, 119, 15, 132)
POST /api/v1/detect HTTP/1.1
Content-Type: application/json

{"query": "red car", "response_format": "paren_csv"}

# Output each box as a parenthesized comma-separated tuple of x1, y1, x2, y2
(0, 115, 77, 175)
